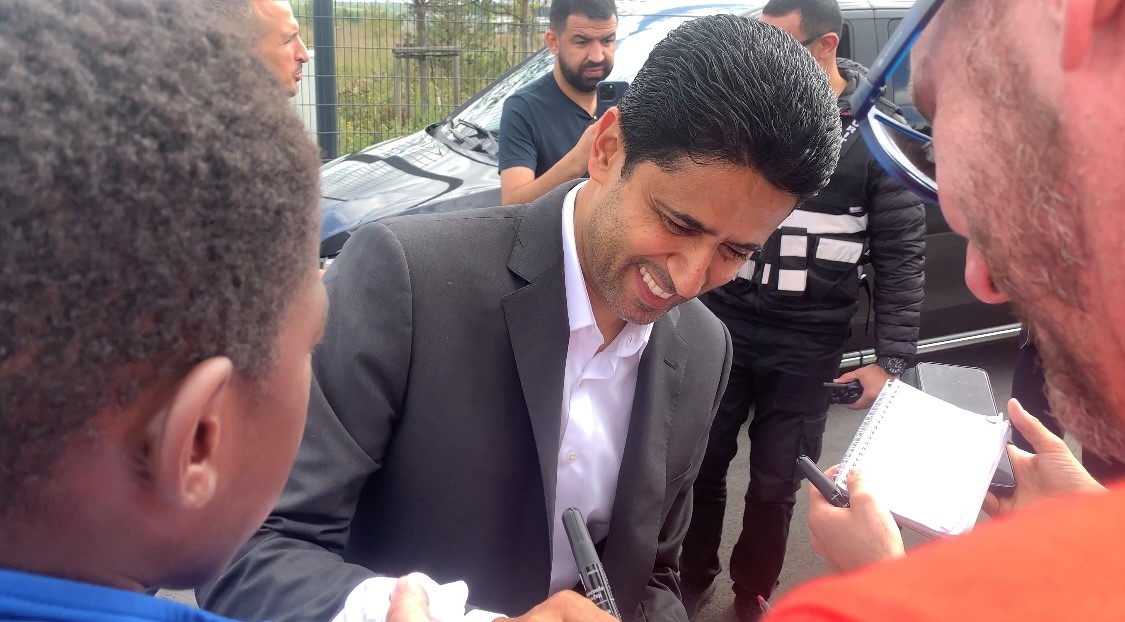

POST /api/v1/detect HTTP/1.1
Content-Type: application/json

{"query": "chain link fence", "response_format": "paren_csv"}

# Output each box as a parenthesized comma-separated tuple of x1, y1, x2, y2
(289, 0, 550, 158)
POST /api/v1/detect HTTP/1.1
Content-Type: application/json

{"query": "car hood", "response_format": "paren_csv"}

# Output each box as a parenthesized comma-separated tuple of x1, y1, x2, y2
(318, 126, 498, 239)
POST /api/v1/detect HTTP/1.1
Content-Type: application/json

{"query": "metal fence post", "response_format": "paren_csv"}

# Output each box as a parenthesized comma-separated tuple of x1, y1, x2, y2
(313, 0, 339, 160)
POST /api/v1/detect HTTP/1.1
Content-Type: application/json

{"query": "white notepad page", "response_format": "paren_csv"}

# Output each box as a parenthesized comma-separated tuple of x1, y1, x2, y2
(834, 380, 1011, 537)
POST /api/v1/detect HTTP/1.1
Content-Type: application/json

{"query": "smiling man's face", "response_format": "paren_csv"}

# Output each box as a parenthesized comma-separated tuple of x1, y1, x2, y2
(575, 115, 796, 331)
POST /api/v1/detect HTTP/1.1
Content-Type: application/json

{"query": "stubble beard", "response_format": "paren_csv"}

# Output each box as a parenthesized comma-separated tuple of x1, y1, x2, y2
(584, 182, 669, 327)
(965, 53, 1125, 460)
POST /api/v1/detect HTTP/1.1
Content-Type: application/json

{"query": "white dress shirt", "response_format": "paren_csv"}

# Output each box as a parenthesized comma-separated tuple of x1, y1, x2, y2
(549, 182, 654, 593)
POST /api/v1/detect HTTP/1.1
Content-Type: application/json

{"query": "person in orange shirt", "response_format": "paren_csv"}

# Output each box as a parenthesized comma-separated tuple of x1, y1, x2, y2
(765, 0, 1125, 619)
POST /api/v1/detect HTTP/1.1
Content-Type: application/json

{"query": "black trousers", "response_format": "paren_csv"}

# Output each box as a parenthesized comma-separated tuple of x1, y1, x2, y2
(680, 312, 838, 601)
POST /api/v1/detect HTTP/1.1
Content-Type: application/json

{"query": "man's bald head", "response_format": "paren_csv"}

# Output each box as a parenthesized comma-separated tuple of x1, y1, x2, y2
(208, 0, 309, 97)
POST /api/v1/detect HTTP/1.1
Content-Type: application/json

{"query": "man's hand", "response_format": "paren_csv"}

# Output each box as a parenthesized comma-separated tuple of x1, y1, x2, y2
(386, 577, 432, 622)
(833, 364, 894, 410)
(499, 123, 600, 205)
(560, 123, 599, 178)
(982, 399, 1105, 517)
(807, 467, 905, 573)
(499, 591, 617, 622)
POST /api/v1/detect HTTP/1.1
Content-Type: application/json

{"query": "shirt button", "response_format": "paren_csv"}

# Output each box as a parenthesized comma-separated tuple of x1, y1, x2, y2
(566, 450, 578, 464)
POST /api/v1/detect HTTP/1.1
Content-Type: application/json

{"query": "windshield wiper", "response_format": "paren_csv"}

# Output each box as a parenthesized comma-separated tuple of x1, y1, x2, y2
(448, 118, 498, 155)
(452, 118, 495, 139)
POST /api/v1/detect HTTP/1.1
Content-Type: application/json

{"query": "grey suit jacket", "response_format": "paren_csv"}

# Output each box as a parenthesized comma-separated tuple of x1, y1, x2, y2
(199, 182, 733, 621)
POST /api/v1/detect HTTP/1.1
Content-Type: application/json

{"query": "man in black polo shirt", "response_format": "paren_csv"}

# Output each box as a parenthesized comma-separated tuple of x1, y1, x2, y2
(499, 0, 616, 206)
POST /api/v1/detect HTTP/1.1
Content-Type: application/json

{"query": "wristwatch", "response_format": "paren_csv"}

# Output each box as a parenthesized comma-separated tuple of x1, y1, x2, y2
(875, 355, 907, 376)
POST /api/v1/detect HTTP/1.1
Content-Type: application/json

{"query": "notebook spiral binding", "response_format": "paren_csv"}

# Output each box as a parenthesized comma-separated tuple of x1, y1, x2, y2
(838, 379, 904, 480)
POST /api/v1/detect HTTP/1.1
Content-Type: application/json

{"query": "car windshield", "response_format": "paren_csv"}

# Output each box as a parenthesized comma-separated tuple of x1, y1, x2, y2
(449, 3, 761, 138)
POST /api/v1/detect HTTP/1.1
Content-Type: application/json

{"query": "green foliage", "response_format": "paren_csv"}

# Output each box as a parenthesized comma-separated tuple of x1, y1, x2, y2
(291, 0, 545, 154)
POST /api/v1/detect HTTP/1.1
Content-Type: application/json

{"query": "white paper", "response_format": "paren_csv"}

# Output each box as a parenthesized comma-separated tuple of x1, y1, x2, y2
(835, 380, 1011, 537)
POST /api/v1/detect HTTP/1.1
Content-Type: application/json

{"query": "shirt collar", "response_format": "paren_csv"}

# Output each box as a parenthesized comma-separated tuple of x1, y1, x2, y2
(561, 182, 653, 359)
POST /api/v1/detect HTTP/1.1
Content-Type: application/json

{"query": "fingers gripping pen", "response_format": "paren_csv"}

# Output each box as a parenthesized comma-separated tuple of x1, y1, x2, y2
(796, 455, 851, 508)
(562, 507, 621, 619)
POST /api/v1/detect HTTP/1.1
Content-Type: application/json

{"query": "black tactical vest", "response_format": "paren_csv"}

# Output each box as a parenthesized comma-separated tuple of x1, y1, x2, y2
(709, 96, 899, 331)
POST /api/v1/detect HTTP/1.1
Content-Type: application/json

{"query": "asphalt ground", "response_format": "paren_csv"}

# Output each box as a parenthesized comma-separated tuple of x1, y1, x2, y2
(162, 337, 1046, 620)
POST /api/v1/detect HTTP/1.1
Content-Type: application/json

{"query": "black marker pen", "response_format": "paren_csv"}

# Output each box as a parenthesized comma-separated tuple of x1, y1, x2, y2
(796, 455, 850, 508)
(562, 507, 621, 619)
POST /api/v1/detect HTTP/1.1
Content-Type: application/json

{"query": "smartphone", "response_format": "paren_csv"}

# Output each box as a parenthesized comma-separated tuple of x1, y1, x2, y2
(904, 363, 1017, 496)
(595, 80, 629, 118)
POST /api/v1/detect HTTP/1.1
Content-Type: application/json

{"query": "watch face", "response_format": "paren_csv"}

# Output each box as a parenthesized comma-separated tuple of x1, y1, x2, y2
(881, 358, 906, 376)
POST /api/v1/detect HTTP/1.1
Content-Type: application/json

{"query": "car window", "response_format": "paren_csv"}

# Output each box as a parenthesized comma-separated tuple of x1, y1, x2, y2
(838, 22, 853, 59)
(451, 50, 557, 136)
(602, 7, 756, 81)
(887, 19, 911, 105)
(453, 4, 761, 136)
(886, 17, 928, 129)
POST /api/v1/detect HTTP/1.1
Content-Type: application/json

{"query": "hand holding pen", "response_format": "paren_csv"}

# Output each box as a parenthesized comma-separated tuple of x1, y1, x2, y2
(796, 455, 850, 507)
(800, 458, 905, 573)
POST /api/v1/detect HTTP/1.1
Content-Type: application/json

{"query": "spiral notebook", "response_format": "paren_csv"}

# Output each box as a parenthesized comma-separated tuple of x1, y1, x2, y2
(834, 379, 1011, 538)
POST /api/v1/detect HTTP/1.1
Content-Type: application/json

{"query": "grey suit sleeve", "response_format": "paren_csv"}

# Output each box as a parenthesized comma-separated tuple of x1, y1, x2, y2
(637, 324, 734, 622)
(198, 223, 414, 622)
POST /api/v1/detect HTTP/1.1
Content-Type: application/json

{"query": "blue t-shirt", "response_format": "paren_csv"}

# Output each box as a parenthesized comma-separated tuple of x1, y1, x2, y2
(0, 568, 238, 622)
(498, 73, 594, 177)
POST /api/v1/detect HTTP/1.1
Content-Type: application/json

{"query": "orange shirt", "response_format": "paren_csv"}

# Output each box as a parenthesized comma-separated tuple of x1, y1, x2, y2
(769, 485, 1125, 621)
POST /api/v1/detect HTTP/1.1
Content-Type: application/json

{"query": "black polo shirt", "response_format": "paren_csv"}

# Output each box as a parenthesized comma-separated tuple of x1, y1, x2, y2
(498, 72, 594, 177)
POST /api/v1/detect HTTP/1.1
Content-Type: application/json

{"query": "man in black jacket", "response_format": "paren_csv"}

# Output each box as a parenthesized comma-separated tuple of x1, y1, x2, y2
(678, 1, 926, 619)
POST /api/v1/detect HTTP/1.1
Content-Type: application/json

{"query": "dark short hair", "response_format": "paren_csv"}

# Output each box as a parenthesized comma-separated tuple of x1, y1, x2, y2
(206, 0, 272, 43)
(0, 0, 321, 512)
(762, 0, 844, 38)
(617, 14, 840, 200)
(207, 0, 258, 28)
(549, 0, 617, 33)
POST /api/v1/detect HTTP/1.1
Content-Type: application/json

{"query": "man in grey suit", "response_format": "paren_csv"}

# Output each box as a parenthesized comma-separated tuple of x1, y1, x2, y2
(200, 15, 841, 622)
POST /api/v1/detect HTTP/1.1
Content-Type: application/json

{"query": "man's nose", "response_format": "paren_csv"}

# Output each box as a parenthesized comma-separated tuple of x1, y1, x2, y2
(587, 42, 606, 64)
(669, 247, 713, 300)
(296, 35, 310, 63)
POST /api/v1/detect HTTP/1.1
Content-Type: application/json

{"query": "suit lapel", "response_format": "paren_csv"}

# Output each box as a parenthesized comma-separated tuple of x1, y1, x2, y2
(501, 182, 583, 535)
(601, 307, 687, 614)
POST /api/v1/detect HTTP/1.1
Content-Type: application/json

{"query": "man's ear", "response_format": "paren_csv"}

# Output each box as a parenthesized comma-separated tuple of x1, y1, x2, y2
(586, 107, 623, 184)
(1062, 0, 1124, 70)
(818, 32, 841, 59)
(545, 28, 560, 56)
(148, 357, 234, 511)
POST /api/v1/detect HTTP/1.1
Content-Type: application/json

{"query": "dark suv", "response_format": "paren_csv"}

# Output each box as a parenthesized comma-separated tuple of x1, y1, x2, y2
(317, 0, 1017, 365)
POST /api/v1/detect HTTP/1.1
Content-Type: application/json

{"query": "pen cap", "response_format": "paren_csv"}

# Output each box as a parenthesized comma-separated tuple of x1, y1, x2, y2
(562, 508, 599, 562)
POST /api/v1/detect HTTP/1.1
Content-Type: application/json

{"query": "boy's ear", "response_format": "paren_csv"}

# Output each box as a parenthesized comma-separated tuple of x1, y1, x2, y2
(147, 357, 234, 511)
(587, 108, 623, 184)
